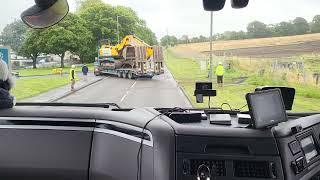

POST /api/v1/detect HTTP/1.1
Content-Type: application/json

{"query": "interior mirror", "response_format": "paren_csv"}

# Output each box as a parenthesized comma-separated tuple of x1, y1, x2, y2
(231, 0, 249, 9)
(21, 0, 69, 29)
(203, 0, 226, 11)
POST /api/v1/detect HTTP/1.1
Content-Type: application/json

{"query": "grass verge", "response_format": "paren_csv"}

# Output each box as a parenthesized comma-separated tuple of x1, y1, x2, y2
(166, 50, 320, 112)
(17, 64, 94, 77)
(12, 77, 70, 100)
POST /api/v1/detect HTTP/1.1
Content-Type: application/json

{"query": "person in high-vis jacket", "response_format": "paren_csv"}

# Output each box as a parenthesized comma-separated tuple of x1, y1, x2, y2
(69, 65, 76, 91)
(215, 62, 225, 88)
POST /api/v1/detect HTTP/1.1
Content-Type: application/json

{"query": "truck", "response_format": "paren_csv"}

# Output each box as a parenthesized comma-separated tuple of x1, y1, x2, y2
(94, 35, 164, 79)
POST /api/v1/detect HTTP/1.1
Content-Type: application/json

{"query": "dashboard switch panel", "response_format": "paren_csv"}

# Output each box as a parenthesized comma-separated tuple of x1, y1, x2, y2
(289, 140, 301, 155)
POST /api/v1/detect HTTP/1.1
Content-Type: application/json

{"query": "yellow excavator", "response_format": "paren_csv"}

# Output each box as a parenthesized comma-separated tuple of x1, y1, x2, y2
(95, 35, 164, 79)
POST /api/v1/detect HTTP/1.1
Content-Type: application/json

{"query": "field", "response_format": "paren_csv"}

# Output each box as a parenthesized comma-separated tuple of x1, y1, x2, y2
(167, 33, 320, 112)
(174, 33, 320, 58)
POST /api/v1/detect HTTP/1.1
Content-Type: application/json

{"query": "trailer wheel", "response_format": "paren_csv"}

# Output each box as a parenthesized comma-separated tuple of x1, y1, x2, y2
(117, 72, 122, 78)
(122, 72, 127, 78)
(128, 72, 133, 79)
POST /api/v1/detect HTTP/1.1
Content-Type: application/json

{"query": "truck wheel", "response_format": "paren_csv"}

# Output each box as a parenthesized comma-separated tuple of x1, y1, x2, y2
(117, 72, 122, 78)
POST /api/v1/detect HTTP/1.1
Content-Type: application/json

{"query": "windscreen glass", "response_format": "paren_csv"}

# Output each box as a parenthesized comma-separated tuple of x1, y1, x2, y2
(0, 0, 319, 111)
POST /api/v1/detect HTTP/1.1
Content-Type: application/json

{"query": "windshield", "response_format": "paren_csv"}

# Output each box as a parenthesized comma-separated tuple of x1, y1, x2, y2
(0, 0, 319, 112)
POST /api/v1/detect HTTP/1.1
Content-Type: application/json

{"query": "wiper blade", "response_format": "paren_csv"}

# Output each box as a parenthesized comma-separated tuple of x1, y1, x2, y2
(16, 102, 121, 109)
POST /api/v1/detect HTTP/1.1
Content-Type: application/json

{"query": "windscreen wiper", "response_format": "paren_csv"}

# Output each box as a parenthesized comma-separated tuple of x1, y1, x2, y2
(16, 102, 121, 109)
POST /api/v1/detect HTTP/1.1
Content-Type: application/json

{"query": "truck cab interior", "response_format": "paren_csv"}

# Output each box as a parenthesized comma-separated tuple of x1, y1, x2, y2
(0, 0, 319, 180)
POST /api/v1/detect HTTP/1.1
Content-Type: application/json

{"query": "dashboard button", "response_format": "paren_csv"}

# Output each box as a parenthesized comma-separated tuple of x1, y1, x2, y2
(289, 140, 301, 155)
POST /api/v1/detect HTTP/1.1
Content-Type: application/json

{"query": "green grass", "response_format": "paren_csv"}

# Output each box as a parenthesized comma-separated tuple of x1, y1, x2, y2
(17, 64, 94, 77)
(12, 77, 70, 100)
(166, 50, 320, 112)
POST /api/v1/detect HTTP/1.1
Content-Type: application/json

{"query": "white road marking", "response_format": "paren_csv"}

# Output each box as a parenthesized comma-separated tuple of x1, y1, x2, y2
(120, 81, 137, 103)
(130, 81, 137, 89)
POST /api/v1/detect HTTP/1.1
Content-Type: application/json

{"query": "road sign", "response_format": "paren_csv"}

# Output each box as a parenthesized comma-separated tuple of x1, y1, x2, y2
(0, 46, 11, 72)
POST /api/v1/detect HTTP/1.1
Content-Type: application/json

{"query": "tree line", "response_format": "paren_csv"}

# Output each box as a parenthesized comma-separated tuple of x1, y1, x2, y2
(161, 15, 320, 46)
(0, 0, 158, 69)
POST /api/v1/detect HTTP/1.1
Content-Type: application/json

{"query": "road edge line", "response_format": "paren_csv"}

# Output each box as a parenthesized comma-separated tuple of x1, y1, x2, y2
(165, 66, 194, 108)
(50, 77, 104, 102)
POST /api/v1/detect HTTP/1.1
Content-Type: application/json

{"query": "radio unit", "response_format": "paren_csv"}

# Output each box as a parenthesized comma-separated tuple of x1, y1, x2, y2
(291, 130, 320, 174)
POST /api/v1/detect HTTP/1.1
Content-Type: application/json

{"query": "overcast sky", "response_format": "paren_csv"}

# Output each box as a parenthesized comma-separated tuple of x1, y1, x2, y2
(1, 0, 320, 39)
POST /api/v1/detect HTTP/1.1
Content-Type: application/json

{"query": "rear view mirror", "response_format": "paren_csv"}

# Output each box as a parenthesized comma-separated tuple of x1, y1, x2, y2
(21, 0, 69, 29)
(231, 0, 249, 9)
(203, 0, 226, 11)
(203, 0, 249, 11)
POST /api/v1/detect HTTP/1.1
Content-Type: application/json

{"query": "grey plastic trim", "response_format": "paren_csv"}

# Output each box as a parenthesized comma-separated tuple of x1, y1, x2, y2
(0, 117, 95, 123)
(0, 125, 94, 131)
(95, 120, 154, 147)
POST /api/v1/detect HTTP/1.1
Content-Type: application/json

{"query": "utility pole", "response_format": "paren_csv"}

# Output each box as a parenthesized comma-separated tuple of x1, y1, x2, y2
(208, 11, 214, 81)
(166, 28, 169, 61)
(117, 15, 123, 44)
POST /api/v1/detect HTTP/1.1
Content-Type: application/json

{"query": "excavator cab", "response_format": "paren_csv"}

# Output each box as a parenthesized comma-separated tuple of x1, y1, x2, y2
(98, 39, 113, 58)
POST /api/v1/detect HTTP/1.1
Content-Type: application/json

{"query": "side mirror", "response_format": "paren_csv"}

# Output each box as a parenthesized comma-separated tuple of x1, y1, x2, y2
(21, 0, 69, 29)
(203, 0, 226, 11)
(231, 0, 249, 9)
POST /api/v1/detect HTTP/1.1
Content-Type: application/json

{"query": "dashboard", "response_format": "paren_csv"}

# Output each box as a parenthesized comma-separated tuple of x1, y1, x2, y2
(0, 106, 319, 180)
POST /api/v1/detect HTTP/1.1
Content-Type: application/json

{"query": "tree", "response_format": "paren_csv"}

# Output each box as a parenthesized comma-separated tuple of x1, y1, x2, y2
(160, 35, 178, 47)
(76, 0, 158, 60)
(311, 15, 320, 33)
(198, 35, 208, 42)
(221, 31, 246, 40)
(19, 30, 45, 69)
(78, 1, 156, 44)
(59, 14, 94, 63)
(179, 35, 190, 44)
(134, 20, 158, 45)
(42, 14, 93, 67)
(247, 21, 271, 38)
(0, 20, 28, 53)
(293, 17, 309, 35)
(76, 0, 104, 12)
(272, 21, 296, 36)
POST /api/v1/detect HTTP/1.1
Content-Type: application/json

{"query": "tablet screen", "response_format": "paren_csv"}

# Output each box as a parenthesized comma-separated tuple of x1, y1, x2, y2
(247, 89, 287, 129)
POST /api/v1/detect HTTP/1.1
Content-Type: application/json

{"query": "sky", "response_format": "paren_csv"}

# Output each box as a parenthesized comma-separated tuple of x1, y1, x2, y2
(1, 0, 320, 39)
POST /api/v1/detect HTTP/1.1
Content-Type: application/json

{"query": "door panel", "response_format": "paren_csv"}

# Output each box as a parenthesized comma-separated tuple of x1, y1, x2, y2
(0, 118, 94, 180)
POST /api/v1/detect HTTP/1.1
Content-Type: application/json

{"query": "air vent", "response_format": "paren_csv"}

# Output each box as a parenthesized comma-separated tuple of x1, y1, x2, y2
(234, 160, 276, 178)
(190, 159, 226, 176)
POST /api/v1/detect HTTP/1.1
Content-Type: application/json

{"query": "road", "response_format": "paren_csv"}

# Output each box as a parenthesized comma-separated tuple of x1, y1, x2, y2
(58, 69, 192, 108)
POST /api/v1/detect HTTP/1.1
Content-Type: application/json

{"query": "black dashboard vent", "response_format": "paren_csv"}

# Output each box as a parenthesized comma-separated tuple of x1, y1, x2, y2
(234, 160, 276, 178)
(190, 159, 226, 176)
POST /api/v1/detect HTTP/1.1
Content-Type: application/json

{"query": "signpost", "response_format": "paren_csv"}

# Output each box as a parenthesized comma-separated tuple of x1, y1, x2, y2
(0, 46, 11, 72)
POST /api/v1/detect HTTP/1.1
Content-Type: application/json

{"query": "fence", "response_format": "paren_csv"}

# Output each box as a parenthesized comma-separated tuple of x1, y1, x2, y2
(229, 56, 320, 87)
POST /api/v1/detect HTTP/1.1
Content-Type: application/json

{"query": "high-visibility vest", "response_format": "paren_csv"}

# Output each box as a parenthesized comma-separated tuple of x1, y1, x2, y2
(69, 68, 78, 80)
(215, 65, 225, 76)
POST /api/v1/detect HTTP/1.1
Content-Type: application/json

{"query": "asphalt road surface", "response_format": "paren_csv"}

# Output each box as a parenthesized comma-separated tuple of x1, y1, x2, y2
(58, 69, 192, 108)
